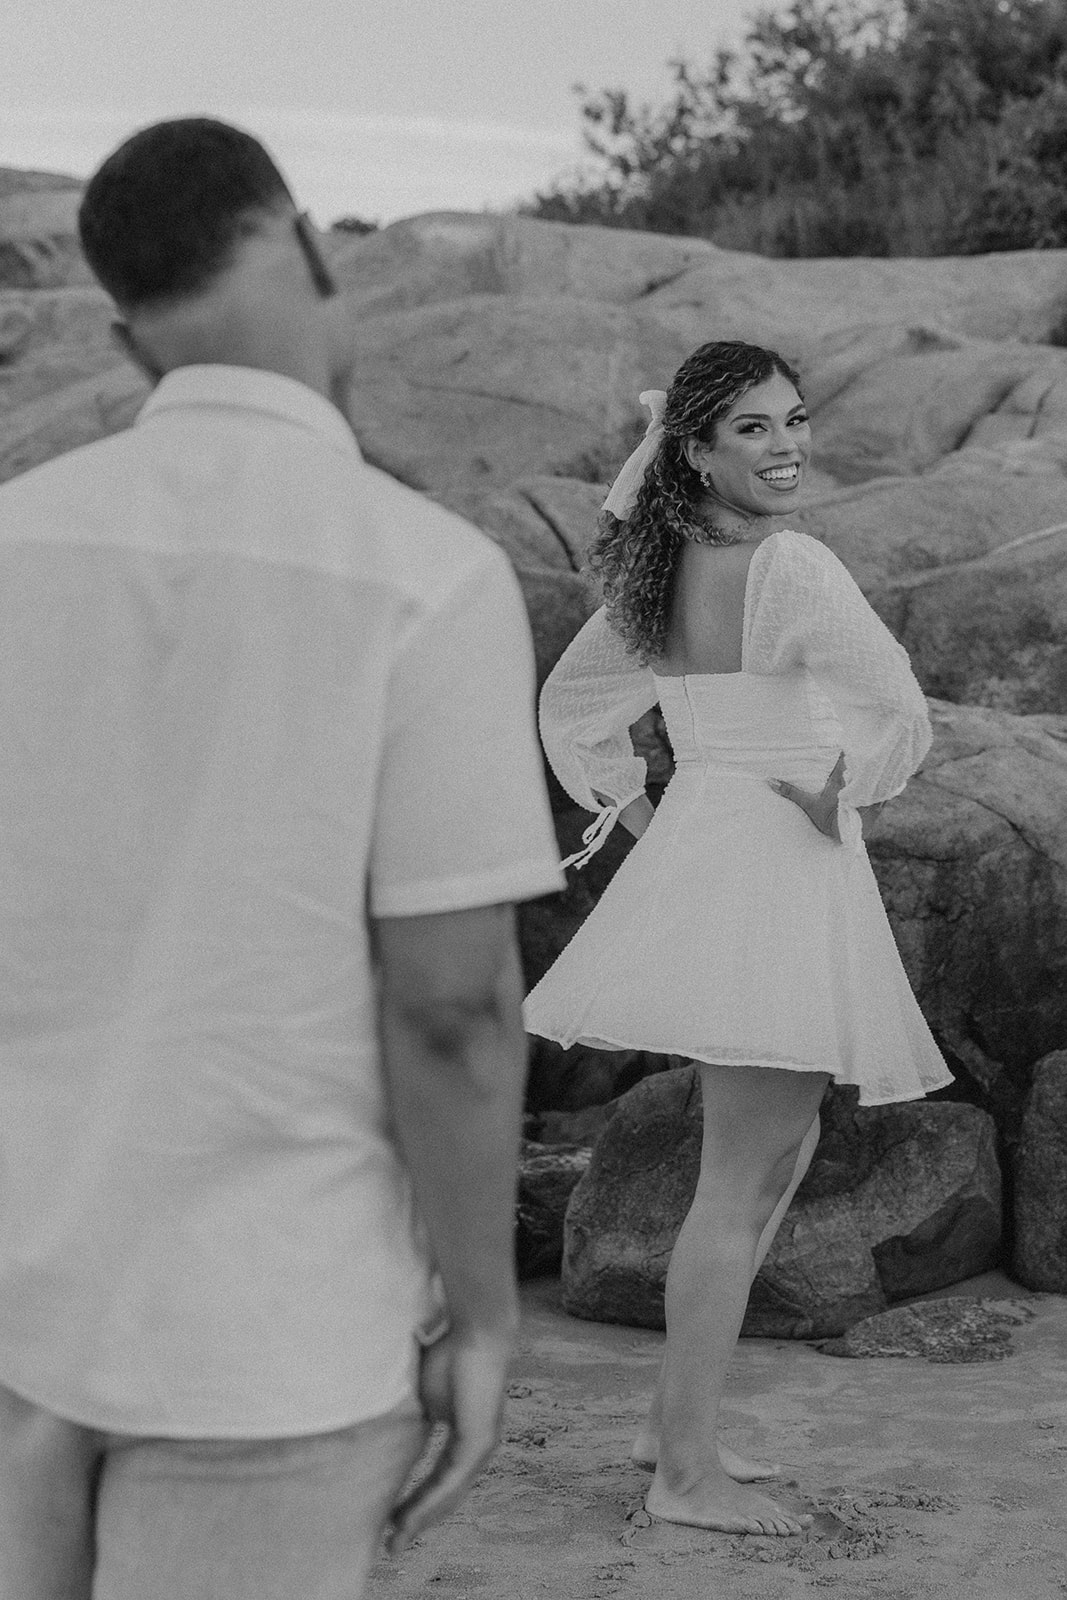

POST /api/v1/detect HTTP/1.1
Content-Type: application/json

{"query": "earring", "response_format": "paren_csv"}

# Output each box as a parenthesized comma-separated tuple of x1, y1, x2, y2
(699, 470, 715, 491)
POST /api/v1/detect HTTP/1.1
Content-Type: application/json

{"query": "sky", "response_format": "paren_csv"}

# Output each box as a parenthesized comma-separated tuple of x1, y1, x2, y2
(3, 0, 772, 223)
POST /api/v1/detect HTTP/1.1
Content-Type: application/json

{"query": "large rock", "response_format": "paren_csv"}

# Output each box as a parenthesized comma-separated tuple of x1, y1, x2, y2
(0, 286, 117, 413)
(343, 293, 695, 497)
(820, 1296, 1035, 1362)
(0, 186, 92, 290)
(0, 174, 1063, 1178)
(882, 702, 1067, 1130)
(561, 1067, 1002, 1337)
(866, 526, 1067, 714)
(0, 365, 148, 485)
(749, 1097, 1002, 1337)
(1012, 1051, 1067, 1292)
(794, 461, 1067, 591)
(516, 1141, 592, 1279)
(333, 211, 716, 320)
(809, 338, 1067, 483)
(642, 241, 1067, 347)
(336, 213, 1067, 347)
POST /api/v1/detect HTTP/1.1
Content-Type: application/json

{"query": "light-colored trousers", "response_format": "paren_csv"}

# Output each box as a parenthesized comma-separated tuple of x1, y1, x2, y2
(0, 1382, 427, 1600)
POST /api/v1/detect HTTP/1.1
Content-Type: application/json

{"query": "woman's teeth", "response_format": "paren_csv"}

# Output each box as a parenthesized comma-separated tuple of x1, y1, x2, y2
(756, 465, 800, 486)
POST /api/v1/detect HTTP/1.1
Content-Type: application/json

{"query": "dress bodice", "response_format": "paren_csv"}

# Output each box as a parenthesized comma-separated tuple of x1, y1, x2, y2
(538, 529, 933, 867)
(653, 669, 841, 780)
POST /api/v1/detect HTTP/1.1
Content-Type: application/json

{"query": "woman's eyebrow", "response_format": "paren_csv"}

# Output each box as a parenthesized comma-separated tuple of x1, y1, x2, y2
(732, 404, 808, 421)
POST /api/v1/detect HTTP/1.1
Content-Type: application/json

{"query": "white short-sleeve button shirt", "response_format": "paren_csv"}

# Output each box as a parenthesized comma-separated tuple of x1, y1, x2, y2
(0, 365, 563, 1436)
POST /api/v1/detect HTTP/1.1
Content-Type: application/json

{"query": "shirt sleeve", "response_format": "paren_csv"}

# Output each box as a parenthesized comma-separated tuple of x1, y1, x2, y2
(369, 553, 565, 917)
(747, 530, 932, 842)
(537, 607, 657, 868)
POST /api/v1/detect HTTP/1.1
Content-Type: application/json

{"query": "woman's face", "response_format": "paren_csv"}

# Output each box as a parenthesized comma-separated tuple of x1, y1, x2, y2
(685, 372, 811, 517)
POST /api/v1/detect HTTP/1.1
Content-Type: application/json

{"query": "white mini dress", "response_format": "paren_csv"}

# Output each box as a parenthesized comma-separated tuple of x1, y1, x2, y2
(523, 529, 953, 1106)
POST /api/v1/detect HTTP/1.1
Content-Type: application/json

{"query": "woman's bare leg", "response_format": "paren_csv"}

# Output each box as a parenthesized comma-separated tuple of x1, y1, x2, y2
(644, 1064, 827, 1533)
(632, 1108, 820, 1479)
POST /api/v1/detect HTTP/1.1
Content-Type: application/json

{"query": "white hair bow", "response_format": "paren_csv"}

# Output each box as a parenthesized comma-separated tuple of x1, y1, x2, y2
(600, 389, 668, 521)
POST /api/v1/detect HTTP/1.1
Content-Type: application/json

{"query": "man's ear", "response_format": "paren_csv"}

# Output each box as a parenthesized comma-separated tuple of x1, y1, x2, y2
(110, 320, 164, 382)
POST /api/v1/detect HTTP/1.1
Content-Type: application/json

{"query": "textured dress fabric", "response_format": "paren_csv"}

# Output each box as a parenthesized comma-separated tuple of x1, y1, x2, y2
(523, 529, 953, 1106)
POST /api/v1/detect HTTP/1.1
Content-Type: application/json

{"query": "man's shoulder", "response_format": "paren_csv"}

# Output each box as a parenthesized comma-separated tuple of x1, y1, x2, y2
(360, 465, 512, 607)
(0, 427, 140, 517)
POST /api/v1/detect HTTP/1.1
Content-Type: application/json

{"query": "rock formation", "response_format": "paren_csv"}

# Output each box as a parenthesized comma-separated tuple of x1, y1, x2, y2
(1012, 1052, 1067, 1293)
(2, 174, 1064, 1322)
(561, 1068, 1002, 1337)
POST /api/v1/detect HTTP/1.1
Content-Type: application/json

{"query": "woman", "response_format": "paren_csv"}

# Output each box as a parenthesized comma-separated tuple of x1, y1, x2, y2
(523, 340, 952, 1537)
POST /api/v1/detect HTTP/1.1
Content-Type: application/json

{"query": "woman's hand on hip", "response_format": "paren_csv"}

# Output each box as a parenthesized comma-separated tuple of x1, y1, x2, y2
(769, 751, 846, 842)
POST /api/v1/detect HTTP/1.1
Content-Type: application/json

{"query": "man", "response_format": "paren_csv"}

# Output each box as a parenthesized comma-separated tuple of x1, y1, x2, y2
(0, 118, 563, 1599)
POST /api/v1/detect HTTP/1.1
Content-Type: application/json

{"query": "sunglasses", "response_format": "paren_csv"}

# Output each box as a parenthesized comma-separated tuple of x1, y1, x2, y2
(293, 211, 337, 298)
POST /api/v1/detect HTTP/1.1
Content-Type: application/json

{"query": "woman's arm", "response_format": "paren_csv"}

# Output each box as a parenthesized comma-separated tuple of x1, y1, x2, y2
(751, 531, 932, 842)
(540, 608, 658, 865)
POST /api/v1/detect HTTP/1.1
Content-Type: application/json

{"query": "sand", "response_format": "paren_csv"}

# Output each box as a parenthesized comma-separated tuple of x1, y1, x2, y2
(367, 1271, 1067, 1600)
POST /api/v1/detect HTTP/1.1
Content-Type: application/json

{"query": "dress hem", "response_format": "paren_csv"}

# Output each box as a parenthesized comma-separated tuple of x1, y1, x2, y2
(525, 1024, 954, 1108)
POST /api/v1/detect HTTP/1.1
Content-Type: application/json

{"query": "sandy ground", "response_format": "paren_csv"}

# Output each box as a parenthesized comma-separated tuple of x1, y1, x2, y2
(367, 1272, 1067, 1600)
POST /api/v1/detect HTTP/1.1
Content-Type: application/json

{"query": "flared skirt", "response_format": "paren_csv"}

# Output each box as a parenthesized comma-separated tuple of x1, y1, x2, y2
(524, 765, 952, 1107)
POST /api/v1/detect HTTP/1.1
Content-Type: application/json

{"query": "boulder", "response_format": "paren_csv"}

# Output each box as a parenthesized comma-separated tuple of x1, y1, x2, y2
(1012, 1051, 1067, 1293)
(0, 286, 118, 412)
(0, 168, 82, 200)
(503, 476, 605, 569)
(561, 1067, 1002, 1337)
(819, 1296, 1035, 1361)
(535, 1101, 621, 1147)
(333, 211, 716, 320)
(526, 1037, 679, 1118)
(0, 301, 31, 360)
(0, 186, 92, 290)
(866, 526, 1067, 714)
(561, 1068, 705, 1328)
(642, 242, 1067, 348)
(794, 463, 1067, 591)
(884, 702, 1067, 1129)
(342, 293, 695, 497)
(0, 365, 148, 486)
(809, 339, 1067, 483)
(515, 1141, 592, 1279)
(337, 214, 1067, 347)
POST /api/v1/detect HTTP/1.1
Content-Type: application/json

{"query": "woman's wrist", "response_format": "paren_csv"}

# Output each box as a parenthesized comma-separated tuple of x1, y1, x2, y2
(618, 793, 655, 838)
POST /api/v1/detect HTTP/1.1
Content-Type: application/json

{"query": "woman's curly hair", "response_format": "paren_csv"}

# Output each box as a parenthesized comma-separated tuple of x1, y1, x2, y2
(587, 340, 803, 663)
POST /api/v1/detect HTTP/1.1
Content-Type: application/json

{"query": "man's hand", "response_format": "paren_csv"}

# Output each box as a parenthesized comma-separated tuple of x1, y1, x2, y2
(374, 905, 526, 1555)
(769, 751, 847, 842)
(386, 1328, 512, 1554)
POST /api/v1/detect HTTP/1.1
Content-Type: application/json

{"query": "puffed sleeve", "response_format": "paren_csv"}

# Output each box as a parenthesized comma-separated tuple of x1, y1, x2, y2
(746, 529, 932, 847)
(538, 606, 658, 869)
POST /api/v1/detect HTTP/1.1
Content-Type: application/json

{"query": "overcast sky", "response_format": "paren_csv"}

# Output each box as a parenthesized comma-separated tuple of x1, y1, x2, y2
(4, 0, 772, 221)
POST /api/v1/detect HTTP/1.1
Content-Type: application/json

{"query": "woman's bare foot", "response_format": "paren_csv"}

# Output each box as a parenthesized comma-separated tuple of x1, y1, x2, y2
(631, 1431, 780, 1483)
(645, 1466, 811, 1536)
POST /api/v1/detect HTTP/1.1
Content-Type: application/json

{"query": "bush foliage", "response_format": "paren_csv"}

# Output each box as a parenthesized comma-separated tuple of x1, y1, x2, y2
(524, 0, 1067, 255)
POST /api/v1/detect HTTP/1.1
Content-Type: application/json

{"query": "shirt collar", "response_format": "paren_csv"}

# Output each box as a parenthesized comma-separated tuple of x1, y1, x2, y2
(137, 365, 362, 462)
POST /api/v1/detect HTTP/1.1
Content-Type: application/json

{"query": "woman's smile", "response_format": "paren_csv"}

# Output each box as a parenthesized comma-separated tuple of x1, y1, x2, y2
(754, 462, 802, 491)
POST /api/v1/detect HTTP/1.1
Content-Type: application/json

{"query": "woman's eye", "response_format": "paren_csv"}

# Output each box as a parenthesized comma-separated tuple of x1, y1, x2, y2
(789, 413, 810, 426)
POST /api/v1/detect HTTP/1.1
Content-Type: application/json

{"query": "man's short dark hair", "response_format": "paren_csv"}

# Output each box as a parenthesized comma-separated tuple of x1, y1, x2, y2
(78, 117, 293, 310)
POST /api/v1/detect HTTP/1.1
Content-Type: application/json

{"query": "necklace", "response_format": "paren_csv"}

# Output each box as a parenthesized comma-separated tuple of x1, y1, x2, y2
(685, 476, 766, 546)
(684, 509, 753, 547)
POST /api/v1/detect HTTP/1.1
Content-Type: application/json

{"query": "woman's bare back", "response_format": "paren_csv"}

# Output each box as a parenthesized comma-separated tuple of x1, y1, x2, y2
(655, 537, 765, 677)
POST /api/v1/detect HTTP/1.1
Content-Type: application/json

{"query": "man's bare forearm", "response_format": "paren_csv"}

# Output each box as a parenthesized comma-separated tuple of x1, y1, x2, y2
(377, 926, 527, 1336)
